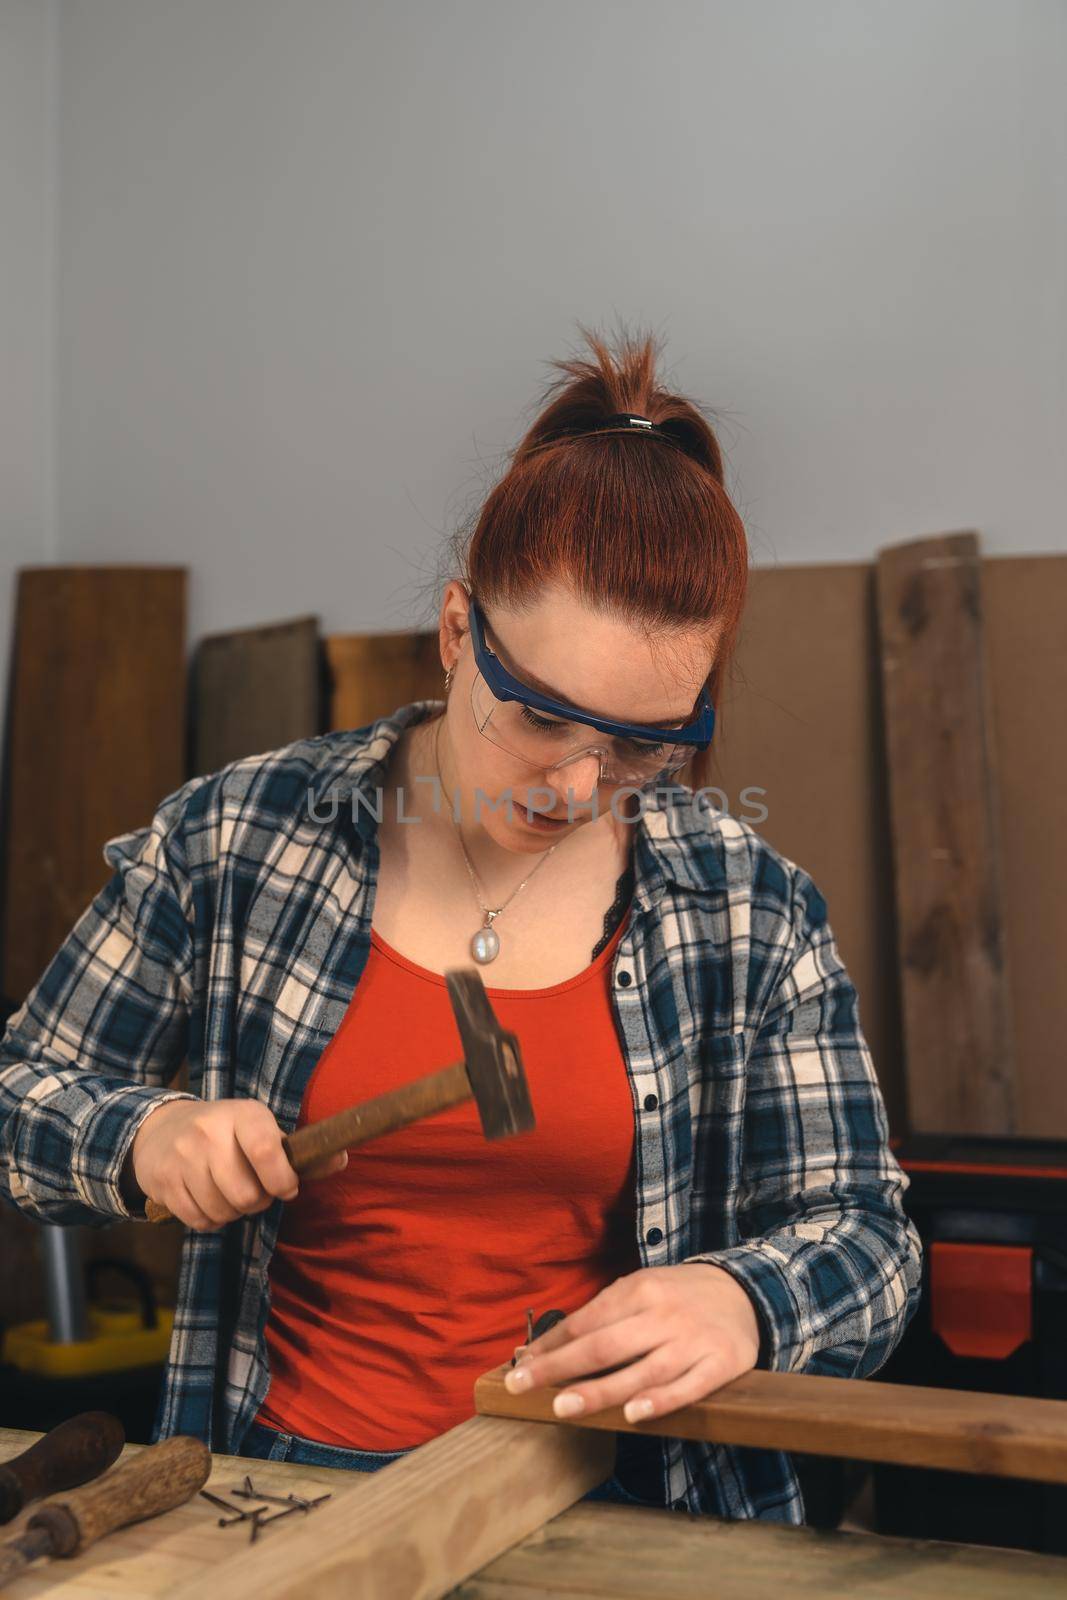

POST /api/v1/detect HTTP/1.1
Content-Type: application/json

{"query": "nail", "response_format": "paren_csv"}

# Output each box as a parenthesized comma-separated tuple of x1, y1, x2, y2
(553, 1392, 585, 1418)
(505, 1364, 533, 1393)
(624, 1398, 654, 1423)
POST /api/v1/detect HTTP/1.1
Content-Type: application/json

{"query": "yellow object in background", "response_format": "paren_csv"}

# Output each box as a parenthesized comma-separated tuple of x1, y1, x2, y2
(1, 1306, 174, 1377)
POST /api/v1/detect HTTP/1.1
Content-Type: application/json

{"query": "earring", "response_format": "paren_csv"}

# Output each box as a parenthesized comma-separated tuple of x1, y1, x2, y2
(443, 664, 455, 695)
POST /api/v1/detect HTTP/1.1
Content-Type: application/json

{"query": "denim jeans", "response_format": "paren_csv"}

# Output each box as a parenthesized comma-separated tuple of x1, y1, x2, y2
(237, 1418, 663, 1509)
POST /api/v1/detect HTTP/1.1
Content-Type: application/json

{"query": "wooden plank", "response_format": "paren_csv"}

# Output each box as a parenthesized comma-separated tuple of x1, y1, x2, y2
(474, 1362, 1067, 1484)
(167, 1415, 613, 1600)
(983, 555, 1067, 1135)
(875, 530, 1016, 1135)
(0, 565, 187, 1327)
(325, 631, 441, 732)
(1, 566, 186, 1006)
(454, 1501, 1067, 1600)
(2, 1427, 1062, 1599)
(191, 615, 322, 778)
(704, 562, 905, 1130)
(0, 1428, 367, 1598)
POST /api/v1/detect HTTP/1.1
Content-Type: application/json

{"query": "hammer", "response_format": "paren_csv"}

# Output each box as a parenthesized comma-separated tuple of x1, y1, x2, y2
(144, 969, 533, 1224)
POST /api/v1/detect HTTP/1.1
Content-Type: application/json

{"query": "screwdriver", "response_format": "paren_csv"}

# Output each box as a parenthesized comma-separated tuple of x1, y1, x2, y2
(0, 1412, 125, 1524)
(0, 1435, 211, 1591)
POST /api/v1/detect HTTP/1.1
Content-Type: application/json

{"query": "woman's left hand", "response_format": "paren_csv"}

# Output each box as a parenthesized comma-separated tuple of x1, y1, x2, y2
(504, 1263, 762, 1424)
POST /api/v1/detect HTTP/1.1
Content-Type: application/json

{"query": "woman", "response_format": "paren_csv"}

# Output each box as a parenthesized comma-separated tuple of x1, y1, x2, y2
(0, 328, 921, 1521)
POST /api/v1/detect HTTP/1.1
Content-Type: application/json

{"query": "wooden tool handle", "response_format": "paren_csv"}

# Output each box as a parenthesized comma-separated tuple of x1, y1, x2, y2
(145, 1060, 472, 1224)
(24, 1436, 211, 1557)
(284, 1059, 471, 1167)
(0, 1412, 125, 1524)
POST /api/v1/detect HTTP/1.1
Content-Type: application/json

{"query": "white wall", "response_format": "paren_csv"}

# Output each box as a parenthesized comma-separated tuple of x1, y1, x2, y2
(9, 0, 1067, 675)
(0, 0, 56, 722)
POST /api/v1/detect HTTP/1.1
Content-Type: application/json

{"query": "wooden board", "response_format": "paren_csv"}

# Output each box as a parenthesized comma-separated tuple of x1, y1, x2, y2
(474, 1363, 1067, 1483)
(1, 1427, 1064, 1600)
(0, 566, 186, 1006)
(0, 1426, 366, 1597)
(456, 1501, 1067, 1599)
(983, 555, 1067, 1135)
(190, 616, 322, 779)
(707, 561, 905, 1130)
(876, 531, 1016, 1135)
(168, 1415, 613, 1600)
(0, 566, 187, 1329)
(325, 631, 442, 732)
(692, 551, 1067, 1140)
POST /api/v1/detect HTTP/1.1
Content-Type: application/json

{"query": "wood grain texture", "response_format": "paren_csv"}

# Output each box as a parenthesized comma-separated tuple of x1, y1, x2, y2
(0, 1414, 125, 1524)
(1, 566, 186, 1005)
(325, 631, 441, 731)
(168, 1414, 613, 1600)
(0, 1429, 367, 1597)
(983, 554, 1067, 1135)
(692, 562, 905, 1130)
(875, 531, 1016, 1135)
(475, 1363, 1067, 1483)
(191, 615, 322, 778)
(1, 1427, 1062, 1598)
(26, 1437, 210, 1556)
(0, 565, 186, 1328)
(453, 1501, 1067, 1600)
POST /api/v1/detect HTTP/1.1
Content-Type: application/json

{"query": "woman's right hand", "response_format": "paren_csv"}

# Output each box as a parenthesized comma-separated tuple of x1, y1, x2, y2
(127, 1098, 348, 1231)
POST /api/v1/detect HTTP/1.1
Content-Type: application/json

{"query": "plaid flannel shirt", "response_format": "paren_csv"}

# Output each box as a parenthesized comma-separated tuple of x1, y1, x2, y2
(0, 698, 922, 1521)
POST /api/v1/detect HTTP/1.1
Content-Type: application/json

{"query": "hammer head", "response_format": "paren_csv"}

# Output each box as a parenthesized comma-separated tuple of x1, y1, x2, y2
(444, 969, 535, 1141)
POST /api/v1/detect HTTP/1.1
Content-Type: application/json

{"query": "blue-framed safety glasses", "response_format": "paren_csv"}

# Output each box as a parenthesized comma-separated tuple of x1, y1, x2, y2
(466, 595, 715, 785)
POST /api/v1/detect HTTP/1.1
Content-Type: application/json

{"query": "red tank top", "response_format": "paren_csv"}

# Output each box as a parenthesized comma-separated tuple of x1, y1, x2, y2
(254, 913, 638, 1449)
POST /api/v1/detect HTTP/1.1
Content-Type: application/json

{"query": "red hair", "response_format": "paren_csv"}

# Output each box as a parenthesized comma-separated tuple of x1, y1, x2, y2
(450, 324, 750, 788)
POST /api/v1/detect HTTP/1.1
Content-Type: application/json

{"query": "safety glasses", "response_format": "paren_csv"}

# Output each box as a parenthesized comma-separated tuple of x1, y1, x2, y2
(466, 595, 715, 786)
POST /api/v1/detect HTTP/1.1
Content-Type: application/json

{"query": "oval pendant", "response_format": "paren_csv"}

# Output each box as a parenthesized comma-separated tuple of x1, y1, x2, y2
(470, 925, 500, 964)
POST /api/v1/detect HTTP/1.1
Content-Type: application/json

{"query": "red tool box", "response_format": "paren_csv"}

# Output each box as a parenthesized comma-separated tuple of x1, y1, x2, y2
(874, 1135, 1067, 1554)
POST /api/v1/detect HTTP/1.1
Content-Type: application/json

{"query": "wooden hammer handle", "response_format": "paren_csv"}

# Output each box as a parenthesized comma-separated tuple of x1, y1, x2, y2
(144, 1060, 472, 1224)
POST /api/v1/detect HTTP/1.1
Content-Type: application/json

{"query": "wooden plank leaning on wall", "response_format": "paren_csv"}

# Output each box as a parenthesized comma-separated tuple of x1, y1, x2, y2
(0, 567, 187, 1328)
(190, 616, 323, 780)
(876, 531, 1016, 1136)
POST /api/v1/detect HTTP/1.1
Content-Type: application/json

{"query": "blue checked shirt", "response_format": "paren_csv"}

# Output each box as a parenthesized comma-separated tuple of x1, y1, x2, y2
(0, 699, 921, 1521)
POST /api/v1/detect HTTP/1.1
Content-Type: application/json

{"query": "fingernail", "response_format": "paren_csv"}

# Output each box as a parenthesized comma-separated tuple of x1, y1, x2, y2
(553, 1392, 585, 1418)
(505, 1364, 533, 1393)
(624, 1398, 654, 1423)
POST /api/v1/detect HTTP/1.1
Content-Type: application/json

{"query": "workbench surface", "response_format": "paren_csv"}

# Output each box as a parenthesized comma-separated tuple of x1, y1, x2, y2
(2, 1427, 1066, 1598)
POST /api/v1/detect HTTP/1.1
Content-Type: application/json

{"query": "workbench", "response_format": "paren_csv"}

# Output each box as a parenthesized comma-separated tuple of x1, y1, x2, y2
(3, 1425, 1066, 1599)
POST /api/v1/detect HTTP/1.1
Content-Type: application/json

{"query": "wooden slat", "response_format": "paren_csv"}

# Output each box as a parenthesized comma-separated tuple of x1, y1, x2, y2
(455, 1501, 1067, 1600)
(875, 531, 1016, 1135)
(0, 1429, 367, 1598)
(2, 1427, 1063, 1598)
(1, 566, 186, 1006)
(168, 1415, 613, 1600)
(703, 562, 905, 1130)
(0, 565, 187, 1328)
(191, 615, 321, 778)
(325, 631, 441, 732)
(983, 555, 1067, 1135)
(474, 1362, 1067, 1484)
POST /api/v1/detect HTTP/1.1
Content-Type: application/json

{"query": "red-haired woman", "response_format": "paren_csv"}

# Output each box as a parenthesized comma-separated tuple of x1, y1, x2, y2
(0, 328, 921, 1521)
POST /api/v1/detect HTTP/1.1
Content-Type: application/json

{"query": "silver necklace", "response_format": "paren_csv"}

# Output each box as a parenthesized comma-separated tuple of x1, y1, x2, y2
(434, 721, 559, 964)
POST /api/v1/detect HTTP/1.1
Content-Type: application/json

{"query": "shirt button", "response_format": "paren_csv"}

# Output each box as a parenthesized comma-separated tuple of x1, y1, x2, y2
(643, 1093, 659, 1111)
(646, 1227, 664, 1246)
(617, 970, 632, 987)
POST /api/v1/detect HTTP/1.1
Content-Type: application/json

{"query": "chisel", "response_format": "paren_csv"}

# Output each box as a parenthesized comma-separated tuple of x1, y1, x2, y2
(0, 1435, 211, 1590)
(0, 1412, 124, 1524)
